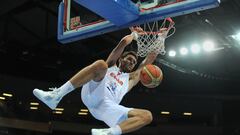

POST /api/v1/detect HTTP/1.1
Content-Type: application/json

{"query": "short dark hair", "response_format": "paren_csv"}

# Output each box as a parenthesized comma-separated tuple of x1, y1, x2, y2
(121, 51, 138, 60)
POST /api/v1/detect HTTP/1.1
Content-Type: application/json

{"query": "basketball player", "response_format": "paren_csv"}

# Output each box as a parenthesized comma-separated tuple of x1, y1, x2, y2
(33, 27, 168, 135)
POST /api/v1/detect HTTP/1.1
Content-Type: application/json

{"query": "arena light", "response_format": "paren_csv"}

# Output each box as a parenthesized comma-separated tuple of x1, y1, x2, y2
(203, 40, 215, 52)
(0, 96, 5, 100)
(183, 112, 192, 116)
(55, 108, 64, 111)
(180, 47, 188, 55)
(161, 111, 170, 115)
(232, 32, 240, 44)
(232, 32, 240, 40)
(237, 32, 240, 40)
(30, 102, 39, 106)
(78, 112, 88, 115)
(80, 109, 88, 112)
(53, 111, 63, 114)
(3, 93, 13, 97)
(30, 107, 38, 110)
(168, 50, 176, 57)
(191, 44, 201, 54)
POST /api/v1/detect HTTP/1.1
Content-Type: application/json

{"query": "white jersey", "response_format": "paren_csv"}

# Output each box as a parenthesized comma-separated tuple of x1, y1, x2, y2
(103, 66, 129, 104)
(81, 66, 131, 127)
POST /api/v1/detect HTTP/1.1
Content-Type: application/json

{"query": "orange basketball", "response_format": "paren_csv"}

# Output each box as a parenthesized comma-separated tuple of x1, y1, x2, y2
(140, 64, 163, 88)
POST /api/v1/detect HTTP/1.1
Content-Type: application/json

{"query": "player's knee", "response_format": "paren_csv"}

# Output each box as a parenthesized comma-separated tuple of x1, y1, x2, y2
(92, 60, 108, 71)
(140, 110, 153, 125)
(91, 60, 108, 81)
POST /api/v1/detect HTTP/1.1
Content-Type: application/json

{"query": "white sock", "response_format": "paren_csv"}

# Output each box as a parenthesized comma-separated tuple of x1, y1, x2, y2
(109, 125, 122, 135)
(58, 81, 75, 97)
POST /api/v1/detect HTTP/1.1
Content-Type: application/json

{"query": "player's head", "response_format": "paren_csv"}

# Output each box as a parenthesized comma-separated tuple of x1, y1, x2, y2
(118, 51, 138, 73)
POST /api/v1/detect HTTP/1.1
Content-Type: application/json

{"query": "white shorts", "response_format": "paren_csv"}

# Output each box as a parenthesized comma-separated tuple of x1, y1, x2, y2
(81, 80, 132, 127)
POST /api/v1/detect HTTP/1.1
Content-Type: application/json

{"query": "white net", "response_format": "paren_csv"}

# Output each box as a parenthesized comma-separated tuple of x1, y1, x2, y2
(135, 18, 175, 57)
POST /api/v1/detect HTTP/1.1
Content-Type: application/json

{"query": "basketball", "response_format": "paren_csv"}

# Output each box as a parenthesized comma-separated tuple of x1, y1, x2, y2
(140, 64, 163, 88)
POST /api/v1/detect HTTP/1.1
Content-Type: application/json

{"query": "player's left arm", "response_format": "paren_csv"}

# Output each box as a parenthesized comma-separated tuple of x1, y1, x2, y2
(128, 52, 158, 91)
(106, 34, 134, 67)
(106, 27, 144, 67)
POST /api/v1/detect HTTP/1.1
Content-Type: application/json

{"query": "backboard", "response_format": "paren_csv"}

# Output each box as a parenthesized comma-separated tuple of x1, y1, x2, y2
(58, 0, 220, 44)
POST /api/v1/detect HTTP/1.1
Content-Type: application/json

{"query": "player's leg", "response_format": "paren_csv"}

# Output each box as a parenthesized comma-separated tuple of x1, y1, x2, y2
(119, 108, 153, 133)
(70, 59, 108, 88)
(92, 108, 153, 135)
(33, 60, 108, 109)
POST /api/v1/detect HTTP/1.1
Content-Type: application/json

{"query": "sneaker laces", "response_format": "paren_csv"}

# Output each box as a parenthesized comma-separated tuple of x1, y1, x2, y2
(48, 87, 60, 96)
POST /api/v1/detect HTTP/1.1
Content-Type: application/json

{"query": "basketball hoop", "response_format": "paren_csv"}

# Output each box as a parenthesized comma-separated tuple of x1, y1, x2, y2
(133, 18, 176, 57)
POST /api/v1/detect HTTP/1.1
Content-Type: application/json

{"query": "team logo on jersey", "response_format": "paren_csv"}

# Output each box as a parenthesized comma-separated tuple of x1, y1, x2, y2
(110, 72, 123, 85)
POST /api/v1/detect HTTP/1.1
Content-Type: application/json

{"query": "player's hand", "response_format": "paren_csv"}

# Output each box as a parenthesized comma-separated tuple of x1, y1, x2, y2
(129, 26, 146, 35)
(159, 27, 168, 32)
(158, 27, 168, 37)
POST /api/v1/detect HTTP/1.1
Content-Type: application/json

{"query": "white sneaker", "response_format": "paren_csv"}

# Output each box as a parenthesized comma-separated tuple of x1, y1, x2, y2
(91, 129, 112, 135)
(33, 88, 62, 110)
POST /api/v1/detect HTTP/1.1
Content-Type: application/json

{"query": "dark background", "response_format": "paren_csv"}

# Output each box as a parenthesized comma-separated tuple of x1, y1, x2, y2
(0, 0, 240, 135)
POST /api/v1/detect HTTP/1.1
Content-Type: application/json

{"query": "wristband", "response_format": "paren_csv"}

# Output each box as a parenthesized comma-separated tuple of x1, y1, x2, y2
(131, 31, 139, 40)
